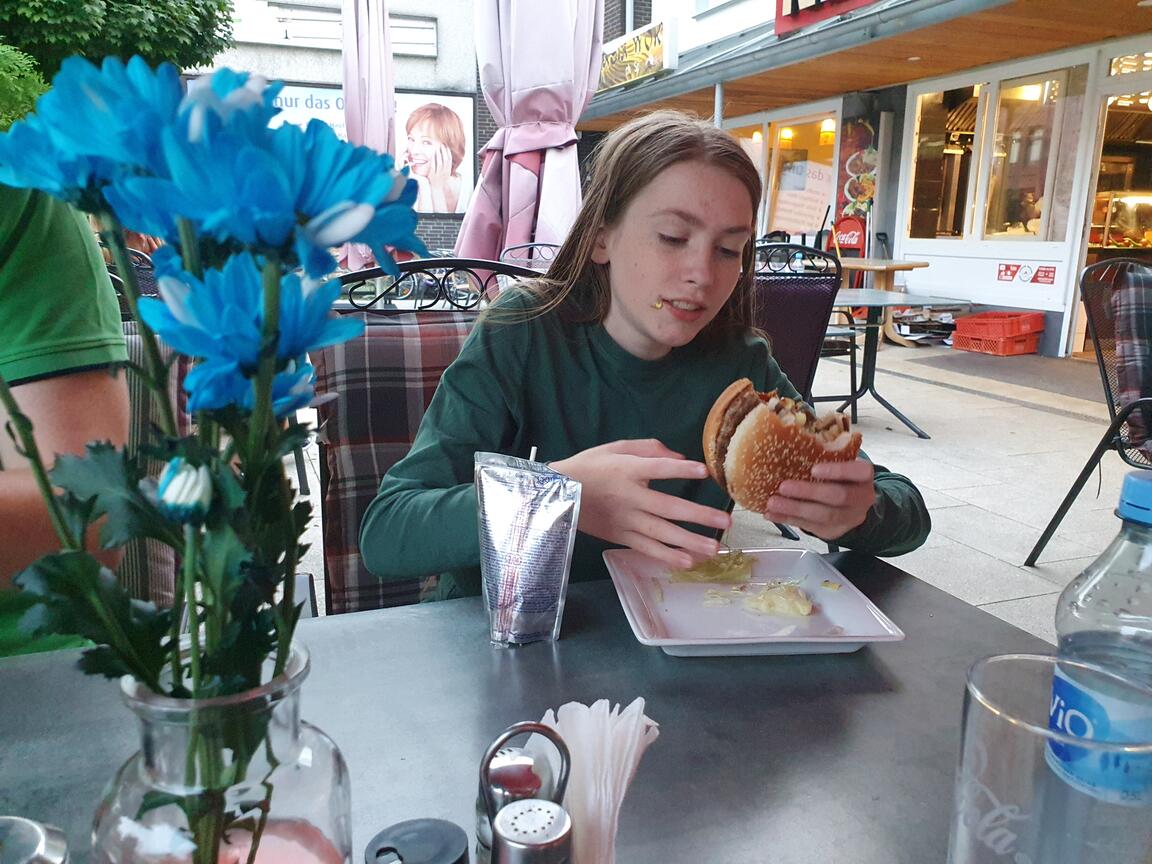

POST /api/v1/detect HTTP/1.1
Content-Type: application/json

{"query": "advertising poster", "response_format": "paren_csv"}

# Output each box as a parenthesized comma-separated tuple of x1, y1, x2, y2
(836, 117, 880, 219)
(395, 91, 476, 215)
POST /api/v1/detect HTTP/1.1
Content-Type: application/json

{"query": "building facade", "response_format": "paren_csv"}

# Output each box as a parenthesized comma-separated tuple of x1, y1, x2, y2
(583, 0, 1152, 358)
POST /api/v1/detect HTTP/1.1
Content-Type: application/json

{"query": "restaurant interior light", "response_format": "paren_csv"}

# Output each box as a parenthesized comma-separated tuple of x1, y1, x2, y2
(752, 129, 763, 143)
(819, 118, 836, 146)
(779, 127, 794, 143)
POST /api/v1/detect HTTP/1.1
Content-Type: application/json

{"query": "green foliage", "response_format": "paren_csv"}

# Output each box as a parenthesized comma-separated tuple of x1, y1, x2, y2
(51, 441, 182, 549)
(0, 0, 234, 77)
(0, 43, 47, 130)
(15, 552, 173, 690)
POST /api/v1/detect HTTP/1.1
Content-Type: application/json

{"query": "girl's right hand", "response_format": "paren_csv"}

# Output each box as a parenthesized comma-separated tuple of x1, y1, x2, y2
(548, 439, 732, 570)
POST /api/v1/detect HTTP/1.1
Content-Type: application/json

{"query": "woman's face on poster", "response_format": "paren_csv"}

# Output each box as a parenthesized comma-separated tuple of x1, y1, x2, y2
(404, 122, 439, 177)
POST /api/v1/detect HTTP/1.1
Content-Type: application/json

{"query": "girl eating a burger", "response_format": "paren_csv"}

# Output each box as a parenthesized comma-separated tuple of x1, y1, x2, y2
(360, 110, 929, 600)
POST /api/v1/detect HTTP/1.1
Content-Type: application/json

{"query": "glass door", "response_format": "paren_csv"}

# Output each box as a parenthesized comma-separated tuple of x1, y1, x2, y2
(764, 115, 838, 243)
(728, 123, 769, 236)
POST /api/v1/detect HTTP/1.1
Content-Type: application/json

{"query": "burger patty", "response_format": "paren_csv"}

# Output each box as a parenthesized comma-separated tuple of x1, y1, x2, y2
(714, 386, 763, 489)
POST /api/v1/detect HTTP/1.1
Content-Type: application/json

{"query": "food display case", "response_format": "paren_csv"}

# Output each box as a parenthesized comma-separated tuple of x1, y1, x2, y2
(1087, 191, 1152, 262)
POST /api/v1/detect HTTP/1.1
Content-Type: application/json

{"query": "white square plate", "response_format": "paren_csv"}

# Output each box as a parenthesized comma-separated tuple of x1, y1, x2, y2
(603, 548, 905, 657)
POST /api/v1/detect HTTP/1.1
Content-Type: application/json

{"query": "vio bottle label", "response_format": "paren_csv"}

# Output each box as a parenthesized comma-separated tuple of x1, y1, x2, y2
(1045, 665, 1152, 806)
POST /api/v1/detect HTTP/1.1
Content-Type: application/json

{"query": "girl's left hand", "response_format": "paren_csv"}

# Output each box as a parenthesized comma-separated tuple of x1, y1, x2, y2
(762, 459, 875, 541)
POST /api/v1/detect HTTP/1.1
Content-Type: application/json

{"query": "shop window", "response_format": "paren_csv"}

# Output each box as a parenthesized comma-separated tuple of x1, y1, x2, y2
(1110, 53, 1152, 77)
(908, 86, 980, 239)
(765, 117, 837, 239)
(983, 68, 1088, 242)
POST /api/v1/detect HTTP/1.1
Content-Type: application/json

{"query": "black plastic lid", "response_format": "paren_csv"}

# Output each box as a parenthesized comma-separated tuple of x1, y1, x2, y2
(364, 818, 469, 864)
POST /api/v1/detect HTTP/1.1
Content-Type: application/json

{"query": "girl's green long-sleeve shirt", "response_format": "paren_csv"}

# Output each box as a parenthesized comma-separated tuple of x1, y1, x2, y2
(360, 295, 930, 599)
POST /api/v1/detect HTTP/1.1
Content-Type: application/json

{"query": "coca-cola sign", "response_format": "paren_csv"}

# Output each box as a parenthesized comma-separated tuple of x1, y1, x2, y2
(837, 229, 862, 246)
(774, 0, 878, 38)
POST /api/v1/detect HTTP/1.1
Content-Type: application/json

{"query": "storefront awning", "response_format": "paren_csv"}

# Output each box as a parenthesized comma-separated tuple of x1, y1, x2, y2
(579, 0, 1152, 131)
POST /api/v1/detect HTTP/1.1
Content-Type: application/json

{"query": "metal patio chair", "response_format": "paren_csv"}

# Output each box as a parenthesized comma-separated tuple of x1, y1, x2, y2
(499, 242, 560, 272)
(1025, 258, 1152, 566)
(311, 258, 537, 614)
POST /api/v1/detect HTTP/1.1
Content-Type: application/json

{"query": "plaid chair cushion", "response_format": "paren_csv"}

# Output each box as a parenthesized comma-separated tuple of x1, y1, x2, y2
(120, 323, 192, 606)
(1112, 268, 1152, 449)
(313, 310, 477, 614)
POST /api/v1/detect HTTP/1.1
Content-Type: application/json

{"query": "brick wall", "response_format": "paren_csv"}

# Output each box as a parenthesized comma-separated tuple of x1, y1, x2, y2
(605, 0, 625, 40)
(604, 0, 651, 40)
(416, 67, 497, 253)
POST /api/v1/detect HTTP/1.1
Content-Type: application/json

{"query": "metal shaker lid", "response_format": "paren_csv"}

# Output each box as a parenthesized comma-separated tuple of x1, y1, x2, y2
(0, 817, 68, 864)
(491, 800, 571, 864)
(476, 744, 555, 848)
(364, 818, 468, 864)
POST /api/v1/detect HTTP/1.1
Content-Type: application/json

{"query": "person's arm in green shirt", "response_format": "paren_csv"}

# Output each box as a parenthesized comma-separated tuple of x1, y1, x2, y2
(359, 322, 518, 580)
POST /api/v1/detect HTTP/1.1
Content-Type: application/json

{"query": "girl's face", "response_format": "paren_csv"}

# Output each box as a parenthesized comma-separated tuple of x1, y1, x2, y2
(592, 160, 754, 360)
(404, 122, 438, 176)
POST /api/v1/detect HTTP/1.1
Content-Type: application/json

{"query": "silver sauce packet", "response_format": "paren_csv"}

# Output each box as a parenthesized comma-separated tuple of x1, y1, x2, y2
(475, 452, 582, 646)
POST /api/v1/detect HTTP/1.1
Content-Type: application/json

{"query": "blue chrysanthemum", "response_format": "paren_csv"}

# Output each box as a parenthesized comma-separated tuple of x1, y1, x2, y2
(157, 458, 213, 523)
(184, 358, 317, 418)
(138, 254, 265, 369)
(138, 253, 365, 369)
(0, 56, 182, 209)
(107, 117, 425, 279)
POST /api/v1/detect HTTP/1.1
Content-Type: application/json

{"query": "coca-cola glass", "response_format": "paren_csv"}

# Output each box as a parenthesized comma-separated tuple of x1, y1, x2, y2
(947, 653, 1152, 864)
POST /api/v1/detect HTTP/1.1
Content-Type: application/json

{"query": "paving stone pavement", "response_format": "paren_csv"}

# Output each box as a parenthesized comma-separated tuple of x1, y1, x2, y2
(293, 344, 1126, 645)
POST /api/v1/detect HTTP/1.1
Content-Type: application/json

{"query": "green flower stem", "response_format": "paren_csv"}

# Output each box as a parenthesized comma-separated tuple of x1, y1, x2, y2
(0, 373, 79, 550)
(248, 258, 282, 467)
(273, 470, 297, 678)
(169, 582, 184, 691)
(97, 212, 177, 438)
(183, 524, 203, 694)
(176, 217, 203, 279)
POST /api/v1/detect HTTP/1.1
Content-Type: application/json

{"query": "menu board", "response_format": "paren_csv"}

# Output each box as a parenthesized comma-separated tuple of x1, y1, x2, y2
(836, 118, 879, 218)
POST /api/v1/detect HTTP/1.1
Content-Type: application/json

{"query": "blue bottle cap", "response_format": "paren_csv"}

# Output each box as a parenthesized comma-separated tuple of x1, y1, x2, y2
(1117, 471, 1152, 525)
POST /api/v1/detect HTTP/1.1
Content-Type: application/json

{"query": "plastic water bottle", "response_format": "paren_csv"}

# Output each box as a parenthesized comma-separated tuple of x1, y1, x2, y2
(1056, 471, 1152, 688)
(1041, 472, 1152, 840)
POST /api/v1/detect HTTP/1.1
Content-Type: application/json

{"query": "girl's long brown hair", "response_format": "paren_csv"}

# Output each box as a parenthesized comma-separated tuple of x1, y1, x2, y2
(491, 110, 763, 340)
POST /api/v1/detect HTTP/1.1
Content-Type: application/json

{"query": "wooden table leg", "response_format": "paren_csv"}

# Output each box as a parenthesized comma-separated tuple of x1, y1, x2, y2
(879, 270, 917, 347)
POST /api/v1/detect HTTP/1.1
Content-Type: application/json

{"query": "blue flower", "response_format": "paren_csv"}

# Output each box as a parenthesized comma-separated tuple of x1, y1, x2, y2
(0, 56, 182, 209)
(138, 254, 264, 369)
(106, 118, 426, 278)
(178, 68, 282, 145)
(158, 458, 213, 523)
(184, 358, 317, 418)
(138, 253, 365, 368)
(279, 276, 365, 359)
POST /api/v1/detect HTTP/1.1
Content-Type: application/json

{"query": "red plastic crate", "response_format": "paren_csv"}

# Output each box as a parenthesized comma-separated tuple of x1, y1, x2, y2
(953, 332, 1041, 356)
(954, 311, 1045, 339)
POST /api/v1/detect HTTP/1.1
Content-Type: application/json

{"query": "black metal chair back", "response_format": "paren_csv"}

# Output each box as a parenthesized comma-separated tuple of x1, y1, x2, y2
(499, 242, 560, 272)
(1082, 258, 1152, 467)
(337, 257, 539, 315)
(1025, 257, 1152, 566)
(751, 244, 843, 402)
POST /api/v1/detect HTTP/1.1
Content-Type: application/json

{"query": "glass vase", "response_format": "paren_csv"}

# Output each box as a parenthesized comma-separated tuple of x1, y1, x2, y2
(92, 643, 351, 864)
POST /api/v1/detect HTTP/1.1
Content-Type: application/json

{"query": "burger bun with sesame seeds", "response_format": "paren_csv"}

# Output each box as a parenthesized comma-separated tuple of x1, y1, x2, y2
(702, 379, 862, 513)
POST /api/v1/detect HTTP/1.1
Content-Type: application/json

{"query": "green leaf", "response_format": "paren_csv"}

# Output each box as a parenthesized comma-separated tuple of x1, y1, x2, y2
(137, 791, 187, 818)
(49, 441, 179, 548)
(15, 551, 172, 689)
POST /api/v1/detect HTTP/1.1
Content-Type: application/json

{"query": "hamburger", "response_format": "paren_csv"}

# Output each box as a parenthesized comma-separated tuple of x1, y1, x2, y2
(702, 379, 862, 512)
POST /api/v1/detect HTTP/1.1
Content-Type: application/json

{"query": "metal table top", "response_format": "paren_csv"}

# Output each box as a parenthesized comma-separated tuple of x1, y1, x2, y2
(835, 288, 966, 308)
(0, 552, 1049, 863)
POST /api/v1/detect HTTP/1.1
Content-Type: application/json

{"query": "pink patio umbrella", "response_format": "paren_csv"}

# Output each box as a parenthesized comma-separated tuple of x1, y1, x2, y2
(455, 0, 603, 263)
(342, 0, 395, 270)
